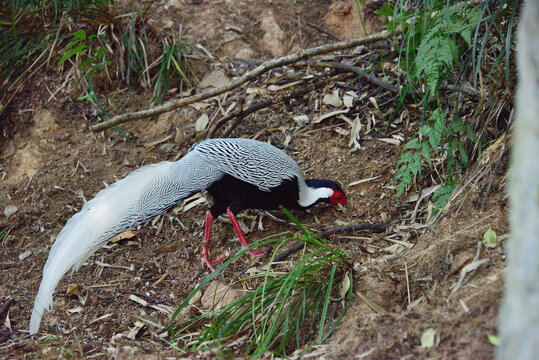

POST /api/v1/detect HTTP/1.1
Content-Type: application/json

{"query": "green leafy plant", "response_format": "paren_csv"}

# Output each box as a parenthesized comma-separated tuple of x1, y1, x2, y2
(396, 108, 474, 210)
(375, 1, 517, 211)
(169, 210, 352, 358)
(413, 3, 481, 94)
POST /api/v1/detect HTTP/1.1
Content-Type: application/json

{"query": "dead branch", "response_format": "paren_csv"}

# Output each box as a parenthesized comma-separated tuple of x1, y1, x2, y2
(294, 60, 482, 99)
(271, 222, 390, 263)
(89, 30, 393, 132)
(317, 223, 390, 238)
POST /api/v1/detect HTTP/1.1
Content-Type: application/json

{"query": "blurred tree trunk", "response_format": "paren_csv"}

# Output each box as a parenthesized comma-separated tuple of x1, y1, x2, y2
(497, 0, 539, 359)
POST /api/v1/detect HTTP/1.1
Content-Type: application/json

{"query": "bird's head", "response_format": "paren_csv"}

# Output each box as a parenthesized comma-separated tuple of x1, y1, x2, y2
(300, 179, 347, 208)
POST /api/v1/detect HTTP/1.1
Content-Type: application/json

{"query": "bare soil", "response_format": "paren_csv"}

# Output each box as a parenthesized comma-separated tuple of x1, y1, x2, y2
(0, 1, 507, 359)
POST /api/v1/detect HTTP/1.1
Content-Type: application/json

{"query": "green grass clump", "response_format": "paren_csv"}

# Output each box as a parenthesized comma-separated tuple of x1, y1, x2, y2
(169, 210, 352, 358)
(0, 0, 201, 116)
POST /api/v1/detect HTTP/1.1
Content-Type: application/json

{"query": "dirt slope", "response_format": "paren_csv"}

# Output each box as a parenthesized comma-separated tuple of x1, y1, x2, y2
(0, 1, 507, 359)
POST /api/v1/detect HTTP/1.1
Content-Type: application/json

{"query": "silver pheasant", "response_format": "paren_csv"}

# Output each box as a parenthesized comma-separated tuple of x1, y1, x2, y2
(30, 138, 346, 334)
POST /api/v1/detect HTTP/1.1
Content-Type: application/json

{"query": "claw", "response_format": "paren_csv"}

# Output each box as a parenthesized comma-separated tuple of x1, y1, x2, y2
(200, 251, 224, 271)
(247, 248, 266, 257)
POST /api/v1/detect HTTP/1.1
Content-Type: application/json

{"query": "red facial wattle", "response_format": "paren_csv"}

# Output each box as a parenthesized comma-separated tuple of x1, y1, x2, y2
(330, 190, 347, 205)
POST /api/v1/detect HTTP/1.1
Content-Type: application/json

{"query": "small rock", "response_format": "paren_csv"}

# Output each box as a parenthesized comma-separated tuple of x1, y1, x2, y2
(323, 92, 343, 107)
(293, 115, 310, 125)
(261, 11, 287, 56)
(195, 113, 209, 132)
(198, 70, 230, 89)
(19, 250, 32, 261)
(4, 205, 18, 218)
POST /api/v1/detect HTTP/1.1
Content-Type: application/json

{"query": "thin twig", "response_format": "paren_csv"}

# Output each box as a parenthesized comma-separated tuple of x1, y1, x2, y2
(404, 262, 411, 305)
(89, 30, 393, 132)
(294, 61, 482, 99)
(272, 242, 306, 263)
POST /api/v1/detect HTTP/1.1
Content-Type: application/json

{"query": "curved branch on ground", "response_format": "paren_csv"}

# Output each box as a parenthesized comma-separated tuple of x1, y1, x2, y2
(293, 60, 482, 99)
(89, 30, 393, 132)
(271, 222, 390, 263)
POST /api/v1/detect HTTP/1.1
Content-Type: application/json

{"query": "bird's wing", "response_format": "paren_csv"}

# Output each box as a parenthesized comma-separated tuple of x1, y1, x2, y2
(192, 138, 303, 191)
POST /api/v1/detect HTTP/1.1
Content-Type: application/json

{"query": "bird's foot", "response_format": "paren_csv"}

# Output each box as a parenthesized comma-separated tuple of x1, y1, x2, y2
(200, 252, 225, 271)
(246, 247, 266, 258)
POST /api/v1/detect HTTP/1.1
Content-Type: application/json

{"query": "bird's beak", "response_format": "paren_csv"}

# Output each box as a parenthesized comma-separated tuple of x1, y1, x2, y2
(337, 203, 346, 212)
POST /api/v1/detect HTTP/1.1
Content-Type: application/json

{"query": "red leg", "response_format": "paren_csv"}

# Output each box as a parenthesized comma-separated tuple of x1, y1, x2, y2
(200, 210, 224, 271)
(226, 208, 265, 257)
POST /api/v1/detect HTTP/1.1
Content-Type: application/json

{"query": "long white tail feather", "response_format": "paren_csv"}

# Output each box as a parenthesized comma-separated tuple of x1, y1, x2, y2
(30, 152, 223, 334)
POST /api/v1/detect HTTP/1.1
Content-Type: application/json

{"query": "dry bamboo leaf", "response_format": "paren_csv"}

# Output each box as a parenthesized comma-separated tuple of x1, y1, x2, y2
(406, 185, 441, 202)
(323, 91, 343, 107)
(201, 281, 242, 311)
(420, 328, 436, 348)
(343, 95, 354, 108)
(368, 96, 379, 110)
(334, 127, 349, 136)
(150, 304, 175, 314)
(128, 294, 148, 307)
(4, 311, 11, 332)
(356, 292, 391, 315)
(127, 320, 145, 339)
(246, 87, 270, 96)
(94, 260, 132, 271)
(459, 299, 470, 313)
(338, 271, 351, 299)
(451, 259, 489, 293)
(293, 115, 310, 125)
(4, 205, 18, 218)
(66, 284, 82, 296)
(18, 250, 32, 261)
(190, 102, 212, 110)
(377, 138, 401, 145)
(67, 306, 83, 314)
(189, 286, 203, 305)
(195, 113, 209, 132)
(267, 80, 303, 91)
(89, 313, 113, 325)
(173, 193, 206, 213)
(110, 230, 136, 243)
(348, 176, 380, 187)
(314, 109, 349, 124)
(182, 197, 206, 212)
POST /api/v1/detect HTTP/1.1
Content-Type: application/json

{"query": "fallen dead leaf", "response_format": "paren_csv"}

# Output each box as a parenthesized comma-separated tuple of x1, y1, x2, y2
(4, 205, 18, 218)
(201, 281, 242, 311)
(421, 328, 436, 348)
(110, 230, 136, 243)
